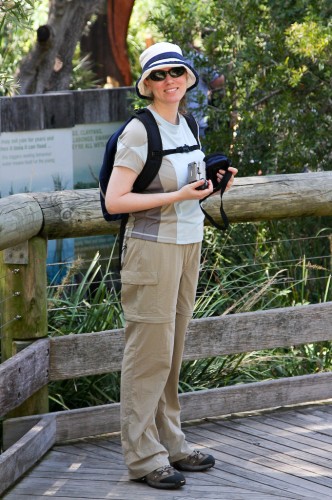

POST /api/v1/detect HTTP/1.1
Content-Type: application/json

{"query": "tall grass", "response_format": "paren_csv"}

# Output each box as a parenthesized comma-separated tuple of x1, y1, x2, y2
(47, 219, 332, 410)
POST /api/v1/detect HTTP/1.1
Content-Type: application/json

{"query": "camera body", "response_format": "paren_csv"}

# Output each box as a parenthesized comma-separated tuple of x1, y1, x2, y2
(187, 161, 208, 190)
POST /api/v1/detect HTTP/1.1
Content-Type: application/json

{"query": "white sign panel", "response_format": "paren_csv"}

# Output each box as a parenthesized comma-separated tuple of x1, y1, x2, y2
(0, 128, 73, 196)
(72, 122, 120, 187)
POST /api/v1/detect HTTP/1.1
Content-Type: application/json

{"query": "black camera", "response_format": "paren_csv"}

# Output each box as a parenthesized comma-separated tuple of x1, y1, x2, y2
(204, 153, 231, 190)
(187, 162, 208, 190)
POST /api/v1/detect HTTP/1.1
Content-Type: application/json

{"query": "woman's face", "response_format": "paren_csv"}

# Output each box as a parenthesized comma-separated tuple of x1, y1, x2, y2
(143, 66, 188, 105)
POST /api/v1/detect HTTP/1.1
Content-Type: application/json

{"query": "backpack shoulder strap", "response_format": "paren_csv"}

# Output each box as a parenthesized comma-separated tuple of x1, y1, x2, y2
(132, 108, 163, 192)
(182, 112, 200, 145)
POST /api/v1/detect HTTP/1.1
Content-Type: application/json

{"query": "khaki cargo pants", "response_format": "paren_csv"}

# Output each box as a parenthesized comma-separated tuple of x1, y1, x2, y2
(120, 238, 201, 479)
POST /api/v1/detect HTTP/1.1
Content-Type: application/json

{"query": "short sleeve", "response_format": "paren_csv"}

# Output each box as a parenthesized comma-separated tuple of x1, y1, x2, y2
(113, 118, 148, 175)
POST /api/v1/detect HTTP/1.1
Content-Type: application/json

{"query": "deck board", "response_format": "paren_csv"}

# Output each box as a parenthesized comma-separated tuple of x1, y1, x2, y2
(4, 403, 332, 499)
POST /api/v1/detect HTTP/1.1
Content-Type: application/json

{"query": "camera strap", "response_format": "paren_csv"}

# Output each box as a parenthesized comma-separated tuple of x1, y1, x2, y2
(199, 169, 233, 230)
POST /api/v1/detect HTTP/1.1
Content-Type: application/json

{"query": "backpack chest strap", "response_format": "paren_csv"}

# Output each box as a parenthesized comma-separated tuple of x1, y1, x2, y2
(152, 144, 200, 157)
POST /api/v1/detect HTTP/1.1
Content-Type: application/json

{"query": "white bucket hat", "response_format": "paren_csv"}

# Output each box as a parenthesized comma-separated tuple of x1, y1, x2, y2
(136, 42, 199, 99)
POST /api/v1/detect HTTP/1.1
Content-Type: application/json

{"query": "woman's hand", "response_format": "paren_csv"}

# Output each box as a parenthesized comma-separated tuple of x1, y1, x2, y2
(178, 179, 214, 200)
(216, 166, 238, 191)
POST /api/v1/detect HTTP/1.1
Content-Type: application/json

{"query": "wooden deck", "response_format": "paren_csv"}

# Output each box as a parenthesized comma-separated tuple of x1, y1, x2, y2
(4, 402, 332, 499)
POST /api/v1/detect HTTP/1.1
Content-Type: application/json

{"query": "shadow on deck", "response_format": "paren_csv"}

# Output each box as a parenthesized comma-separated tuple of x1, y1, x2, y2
(4, 402, 332, 500)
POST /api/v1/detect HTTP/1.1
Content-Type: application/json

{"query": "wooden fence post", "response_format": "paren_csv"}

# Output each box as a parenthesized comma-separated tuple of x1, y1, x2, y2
(0, 236, 49, 416)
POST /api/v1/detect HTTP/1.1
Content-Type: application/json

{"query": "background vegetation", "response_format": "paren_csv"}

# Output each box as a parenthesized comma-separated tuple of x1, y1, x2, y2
(1, 0, 331, 411)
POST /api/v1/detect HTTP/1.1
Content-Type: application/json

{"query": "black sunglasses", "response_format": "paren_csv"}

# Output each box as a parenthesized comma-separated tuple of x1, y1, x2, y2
(148, 67, 187, 82)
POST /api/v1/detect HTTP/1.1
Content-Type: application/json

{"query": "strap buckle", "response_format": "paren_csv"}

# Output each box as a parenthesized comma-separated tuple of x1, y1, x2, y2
(177, 145, 190, 153)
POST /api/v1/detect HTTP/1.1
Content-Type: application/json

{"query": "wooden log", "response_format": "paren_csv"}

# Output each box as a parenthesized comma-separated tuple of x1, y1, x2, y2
(216, 171, 332, 223)
(0, 194, 43, 250)
(4, 372, 332, 445)
(1, 172, 332, 248)
(49, 302, 332, 380)
(0, 416, 56, 497)
(33, 188, 114, 240)
(0, 237, 49, 416)
(0, 339, 50, 417)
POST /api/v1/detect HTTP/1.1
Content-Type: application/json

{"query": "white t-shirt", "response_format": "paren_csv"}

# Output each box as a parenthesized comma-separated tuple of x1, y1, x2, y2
(113, 107, 206, 244)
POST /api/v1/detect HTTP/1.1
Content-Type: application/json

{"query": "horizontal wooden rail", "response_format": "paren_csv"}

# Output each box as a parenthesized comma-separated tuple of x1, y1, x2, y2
(0, 339, 50, 417)
(1, 171, 332, 250)
(0, 416, 56, 497)
(49, 302, 332, 380)
(4, 372, 332, 447)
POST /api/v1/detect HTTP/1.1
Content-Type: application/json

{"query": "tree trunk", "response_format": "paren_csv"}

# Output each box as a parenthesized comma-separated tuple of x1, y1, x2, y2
(106, 0, 134, 86)
(17, 0, 104, 94)
(80, 0, 135, 87)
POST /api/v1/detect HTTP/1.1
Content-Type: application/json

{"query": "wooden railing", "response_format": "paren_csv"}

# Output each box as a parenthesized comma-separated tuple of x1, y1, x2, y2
(0, 171, 332, 495)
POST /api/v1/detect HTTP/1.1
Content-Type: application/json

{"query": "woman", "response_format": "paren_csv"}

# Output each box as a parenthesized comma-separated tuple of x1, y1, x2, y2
(105, 42, 238, 490)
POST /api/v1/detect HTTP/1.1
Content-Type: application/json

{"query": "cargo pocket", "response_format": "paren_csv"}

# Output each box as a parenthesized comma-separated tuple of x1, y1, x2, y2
(121, 270, 159, 321)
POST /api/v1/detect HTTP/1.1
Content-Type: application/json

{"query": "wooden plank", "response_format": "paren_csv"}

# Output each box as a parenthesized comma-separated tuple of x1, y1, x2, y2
(2, 403, 120, 449)
(2, 494, 304, 500)
(0, 88, 133, 133)
(4, 373, 332, 445)
(4, 478, 300, 500)
(49, 329, 124, 379)
(41, 93, 75, 129)
(0, 194, 43, 251)
(73, 88, 132, 124)
(184, 424, 332, 497)
(49, 302, 332, 380)
(269, 411, 332, 439)
(243, 410, 332, 448)
(0, 95, 45, 132)
(2, 494, 301, 500)
(179, 372, 332, 422)
(0, 339, 50, 417)
(216, 410, 332, 460)
(186, 423, 332, 481)
(0, 416, 56, 497)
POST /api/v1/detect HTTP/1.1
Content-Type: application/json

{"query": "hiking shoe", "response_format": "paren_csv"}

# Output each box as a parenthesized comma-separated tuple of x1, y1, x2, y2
(137, 465, 186, 489)
(173, 449, 215, 472)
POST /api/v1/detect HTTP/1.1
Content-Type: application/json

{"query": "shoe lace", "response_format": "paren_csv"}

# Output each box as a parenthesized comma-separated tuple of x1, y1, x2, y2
(191, 449, 204, 462)
(156, 465, 173, 477)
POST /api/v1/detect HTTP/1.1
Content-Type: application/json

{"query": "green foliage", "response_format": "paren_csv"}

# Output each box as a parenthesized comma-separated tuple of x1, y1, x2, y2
(148, 0, 332, 175)
(48, 251, 123, 337)
(0, 0, 47, 95)
(69, 50, 101, 91)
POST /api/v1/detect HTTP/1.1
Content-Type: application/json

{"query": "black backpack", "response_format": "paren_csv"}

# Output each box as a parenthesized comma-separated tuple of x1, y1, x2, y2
(99, 108, 200, 264)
